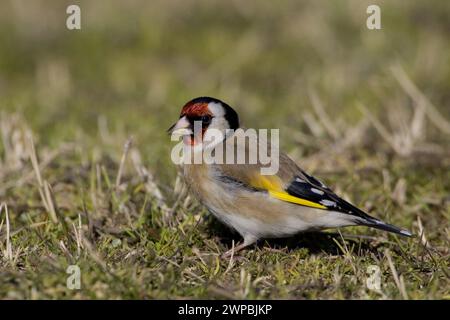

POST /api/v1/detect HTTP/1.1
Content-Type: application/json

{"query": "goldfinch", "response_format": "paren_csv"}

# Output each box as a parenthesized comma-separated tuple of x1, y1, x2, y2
(168, 97, 412, 256)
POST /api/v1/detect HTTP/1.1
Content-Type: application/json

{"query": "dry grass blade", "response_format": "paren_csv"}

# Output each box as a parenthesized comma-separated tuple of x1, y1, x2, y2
(302, 112, 325, 138)
(223, 240, 236, 275)
(97, 115, 111, 143)
(385, 249, 409, 300)
(27, 132, 43, 187)
(335, 230, 357, 274)
(309, 89, 340, 140)
(115, 137, 133, 188)
(130, 149, 166, 204)
(239, 268, 252, 298)
(391, 64, 450, 135)
(357, 103, 401, 151)
(130, 148, 172, 223)
(59, 240, 73, 260)
(0, 203, 13, 261)
(71, 214, 83, 258)
(416, 216, 430, 249)
(392, 178, 407, 205)
(26, 133, 59, 224)
(43, 181, 58, 224)
(0, 113, 29, 171)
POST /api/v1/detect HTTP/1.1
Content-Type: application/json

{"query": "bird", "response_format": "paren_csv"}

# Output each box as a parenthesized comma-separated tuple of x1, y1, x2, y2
(168, 96, 412, 257)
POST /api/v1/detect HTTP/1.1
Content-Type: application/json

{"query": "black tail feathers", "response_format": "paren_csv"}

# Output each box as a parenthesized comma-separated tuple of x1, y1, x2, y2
(360, 217, 413, 237)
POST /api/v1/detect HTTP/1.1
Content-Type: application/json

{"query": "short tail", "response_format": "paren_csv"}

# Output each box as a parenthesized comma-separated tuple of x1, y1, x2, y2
(360, 217, 413, 237)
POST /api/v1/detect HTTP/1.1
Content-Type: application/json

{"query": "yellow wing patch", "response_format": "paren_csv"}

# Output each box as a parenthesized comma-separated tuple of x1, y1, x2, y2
(269, 190, 326, 209)
(249, 175, 283, 191)
(249, 174, 326, 210)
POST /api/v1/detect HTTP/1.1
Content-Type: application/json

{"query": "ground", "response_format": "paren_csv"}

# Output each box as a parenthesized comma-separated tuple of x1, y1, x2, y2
(0, 0, 449, 299)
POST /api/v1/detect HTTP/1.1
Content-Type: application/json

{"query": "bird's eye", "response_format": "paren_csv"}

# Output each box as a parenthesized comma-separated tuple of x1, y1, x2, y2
(201, 115, 212, 124)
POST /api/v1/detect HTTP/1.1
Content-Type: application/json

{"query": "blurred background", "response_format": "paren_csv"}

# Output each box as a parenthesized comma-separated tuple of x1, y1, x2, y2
(1, 0, 449, 179)
(0, 0, 449, 299)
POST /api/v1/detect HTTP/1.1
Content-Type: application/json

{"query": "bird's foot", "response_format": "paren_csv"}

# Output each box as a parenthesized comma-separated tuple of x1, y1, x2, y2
(221, 236, 257, 259)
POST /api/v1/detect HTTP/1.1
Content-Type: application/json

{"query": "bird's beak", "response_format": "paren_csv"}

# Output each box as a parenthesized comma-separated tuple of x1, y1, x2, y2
(167, 116, 193, 138)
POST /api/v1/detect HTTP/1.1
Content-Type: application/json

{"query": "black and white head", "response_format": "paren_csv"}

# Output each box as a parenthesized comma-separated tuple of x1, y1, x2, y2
(168, 97, 239, 147)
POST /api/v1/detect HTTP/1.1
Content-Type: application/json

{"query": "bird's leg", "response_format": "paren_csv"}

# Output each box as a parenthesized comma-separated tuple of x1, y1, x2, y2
(222, 235, 257, 258)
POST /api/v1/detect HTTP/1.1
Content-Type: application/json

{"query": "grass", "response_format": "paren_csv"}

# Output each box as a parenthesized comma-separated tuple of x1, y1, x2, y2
(0, 0, 449, 299)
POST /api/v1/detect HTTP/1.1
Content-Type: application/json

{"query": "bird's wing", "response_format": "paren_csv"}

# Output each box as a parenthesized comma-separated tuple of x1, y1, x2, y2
(283, 165, 372, 219)
(215, 151, 371, 220)
(213, 132, 412, 236)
